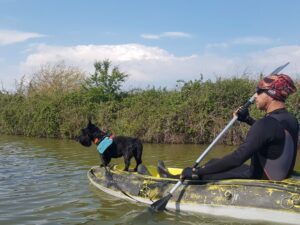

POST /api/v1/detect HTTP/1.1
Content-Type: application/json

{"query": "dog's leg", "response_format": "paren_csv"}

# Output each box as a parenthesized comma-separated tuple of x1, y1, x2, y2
(123, 155, 131, 171)
(133, 154, 142, 172)
(100, 155, 106, 167)
(133, 142, 143, 172)
(100, 154, 111, 167)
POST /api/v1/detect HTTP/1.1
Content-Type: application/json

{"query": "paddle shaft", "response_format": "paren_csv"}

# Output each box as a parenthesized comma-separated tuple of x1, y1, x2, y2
(167, 62, 290, 196)
(151, 62, 290, 209)
(191, 62, 290, 168)
(169, 117, 237, 192)
(168, 114, 242, 193)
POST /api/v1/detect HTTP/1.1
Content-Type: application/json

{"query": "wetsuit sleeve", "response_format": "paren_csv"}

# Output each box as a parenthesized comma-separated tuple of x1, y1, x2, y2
(195, 119, 269, 176)
(245, 117, 256, 126)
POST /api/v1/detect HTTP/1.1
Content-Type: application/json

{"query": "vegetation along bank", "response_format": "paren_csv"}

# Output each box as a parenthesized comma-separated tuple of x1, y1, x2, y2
(0, 60, 299, 145)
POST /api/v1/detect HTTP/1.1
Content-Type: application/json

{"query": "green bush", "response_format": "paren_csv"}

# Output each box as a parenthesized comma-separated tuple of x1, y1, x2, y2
(1, 62, 299, 145)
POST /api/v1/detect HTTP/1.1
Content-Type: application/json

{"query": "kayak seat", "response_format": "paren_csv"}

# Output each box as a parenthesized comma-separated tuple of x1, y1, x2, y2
(157, 160, 180, 179)
(137, 164, 152, 176)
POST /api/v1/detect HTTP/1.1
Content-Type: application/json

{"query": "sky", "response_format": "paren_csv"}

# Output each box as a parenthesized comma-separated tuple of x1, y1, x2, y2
(1, 0, 300, 90)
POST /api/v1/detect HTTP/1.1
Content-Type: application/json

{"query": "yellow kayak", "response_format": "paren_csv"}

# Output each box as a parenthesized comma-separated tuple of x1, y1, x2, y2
(87, 164, 300, 225)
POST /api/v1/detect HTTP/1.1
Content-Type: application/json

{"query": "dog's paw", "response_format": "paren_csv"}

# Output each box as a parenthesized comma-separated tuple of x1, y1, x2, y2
(100, 164, 105, 167)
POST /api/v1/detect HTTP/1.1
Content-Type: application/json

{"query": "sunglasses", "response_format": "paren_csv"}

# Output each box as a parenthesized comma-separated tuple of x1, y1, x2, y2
(256, 88, 267, 95)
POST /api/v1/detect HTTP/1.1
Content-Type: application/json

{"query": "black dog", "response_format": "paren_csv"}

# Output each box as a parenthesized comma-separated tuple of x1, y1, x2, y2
(77, 120, 143, 171)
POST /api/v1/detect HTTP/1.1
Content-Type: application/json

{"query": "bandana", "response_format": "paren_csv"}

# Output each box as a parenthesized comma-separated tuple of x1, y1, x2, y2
(257, 74, 296, 101)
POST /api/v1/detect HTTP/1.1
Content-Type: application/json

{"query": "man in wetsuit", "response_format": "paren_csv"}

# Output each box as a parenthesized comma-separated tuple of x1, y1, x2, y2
(181, 74, 298, 181)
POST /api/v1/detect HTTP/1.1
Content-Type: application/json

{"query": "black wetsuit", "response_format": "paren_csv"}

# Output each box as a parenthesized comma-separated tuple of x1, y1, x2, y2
(196, 108, 299, 180)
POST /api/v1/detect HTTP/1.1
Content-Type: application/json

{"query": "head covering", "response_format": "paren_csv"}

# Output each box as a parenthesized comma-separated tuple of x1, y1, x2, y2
(257, 74, 297, 101)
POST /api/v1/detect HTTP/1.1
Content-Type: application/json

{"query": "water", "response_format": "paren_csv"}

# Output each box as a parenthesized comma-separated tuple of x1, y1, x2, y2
(0, 135, 299, 225)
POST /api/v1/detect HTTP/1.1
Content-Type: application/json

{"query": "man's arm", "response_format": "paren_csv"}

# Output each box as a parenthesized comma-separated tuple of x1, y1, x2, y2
(194, 119, 267, 176)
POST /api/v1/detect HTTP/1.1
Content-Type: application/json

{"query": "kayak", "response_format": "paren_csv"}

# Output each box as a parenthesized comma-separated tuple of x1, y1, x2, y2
(87, 164, 300, 225)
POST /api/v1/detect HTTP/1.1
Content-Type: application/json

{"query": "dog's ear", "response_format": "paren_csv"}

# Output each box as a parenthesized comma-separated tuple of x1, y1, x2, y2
(88, 119, 92, 126)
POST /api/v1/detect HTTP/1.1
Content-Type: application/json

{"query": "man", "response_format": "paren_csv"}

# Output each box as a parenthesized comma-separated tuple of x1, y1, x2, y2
(181, 74, 298, 181)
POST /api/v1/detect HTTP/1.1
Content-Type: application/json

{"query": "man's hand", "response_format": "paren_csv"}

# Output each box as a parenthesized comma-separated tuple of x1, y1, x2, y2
(234, 106, 256, 125)
(236, 106, 250, 122)
(180, 167, 200, 180)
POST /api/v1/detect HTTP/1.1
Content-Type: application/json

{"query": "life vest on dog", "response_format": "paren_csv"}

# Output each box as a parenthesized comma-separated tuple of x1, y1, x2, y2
(96, 135, 114, 154)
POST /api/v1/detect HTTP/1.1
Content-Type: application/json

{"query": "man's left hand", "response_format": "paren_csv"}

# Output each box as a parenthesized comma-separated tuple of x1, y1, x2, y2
(180, 167, 200, 180)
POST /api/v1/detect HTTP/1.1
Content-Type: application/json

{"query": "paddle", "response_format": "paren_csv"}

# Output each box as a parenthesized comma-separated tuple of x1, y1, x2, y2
(102, 166, 140, 201)
(150, 62, 290, 211)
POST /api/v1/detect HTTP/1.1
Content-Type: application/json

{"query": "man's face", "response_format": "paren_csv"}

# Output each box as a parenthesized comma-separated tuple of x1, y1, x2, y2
(254, 90, 273, 111)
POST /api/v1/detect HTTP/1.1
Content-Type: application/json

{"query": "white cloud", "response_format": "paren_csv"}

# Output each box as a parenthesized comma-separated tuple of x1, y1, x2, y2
(206, 36, 278, 49)
(161, 32, 192, 38)
(140, 34, 160, 40)
(247, 45, 300, 75)
(141, 31, 192, 40)
(0, 30, 45, 45)
(17, 43, 300, 90)
(232, 37, 277, 45)
(20, 43, 199, 87)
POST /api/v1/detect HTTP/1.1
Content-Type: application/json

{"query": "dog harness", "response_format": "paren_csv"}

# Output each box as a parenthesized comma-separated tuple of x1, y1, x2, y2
(96, 135, 114, 154)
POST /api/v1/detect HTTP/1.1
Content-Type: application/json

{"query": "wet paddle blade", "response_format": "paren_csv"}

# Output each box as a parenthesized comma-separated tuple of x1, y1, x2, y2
(150, 194, 172, 211)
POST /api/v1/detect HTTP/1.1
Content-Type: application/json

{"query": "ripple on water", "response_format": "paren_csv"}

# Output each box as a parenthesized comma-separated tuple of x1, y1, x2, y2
(0, 141, 97, 224)
(0, 138, 268, 225)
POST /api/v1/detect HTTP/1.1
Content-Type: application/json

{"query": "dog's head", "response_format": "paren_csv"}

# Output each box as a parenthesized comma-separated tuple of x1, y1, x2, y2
(77, 120, 105, 147)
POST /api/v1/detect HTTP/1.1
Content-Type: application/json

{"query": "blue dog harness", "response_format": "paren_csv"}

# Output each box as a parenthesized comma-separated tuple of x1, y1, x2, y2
(96, 135, 114, 154)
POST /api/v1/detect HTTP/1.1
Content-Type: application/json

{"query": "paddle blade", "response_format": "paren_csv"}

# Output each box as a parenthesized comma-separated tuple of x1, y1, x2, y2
(150, 193, 172, 211)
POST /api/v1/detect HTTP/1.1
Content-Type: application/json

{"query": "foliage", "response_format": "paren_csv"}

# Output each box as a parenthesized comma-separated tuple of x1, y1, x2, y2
(82, 59, 128, 102)
(24, 62, 85, 97)
(1, 62, 299, 145)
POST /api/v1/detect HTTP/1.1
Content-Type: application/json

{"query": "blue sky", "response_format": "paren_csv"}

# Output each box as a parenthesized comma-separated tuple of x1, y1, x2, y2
(1, 0, 300, 90)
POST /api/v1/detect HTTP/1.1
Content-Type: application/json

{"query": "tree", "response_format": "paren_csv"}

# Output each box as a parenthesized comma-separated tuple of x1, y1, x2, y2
(84, 59, 128, 101)
(26, 62, 85, 96)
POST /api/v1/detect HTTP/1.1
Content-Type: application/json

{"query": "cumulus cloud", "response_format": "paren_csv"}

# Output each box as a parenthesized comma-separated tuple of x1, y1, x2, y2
(20, 43, 199, 87)
(19, 43, 300, 89)
(0, 29, 45, 45)
(246, 45, 300, 75)
(141, 32, 192, 40)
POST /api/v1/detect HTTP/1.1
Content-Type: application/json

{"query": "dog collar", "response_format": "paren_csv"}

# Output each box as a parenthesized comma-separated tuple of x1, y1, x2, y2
(93, 138, 100, 145)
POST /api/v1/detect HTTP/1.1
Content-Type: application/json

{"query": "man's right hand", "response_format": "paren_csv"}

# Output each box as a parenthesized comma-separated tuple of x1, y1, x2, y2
(234, 106, 256, 125)
(235, 106, 250, 122)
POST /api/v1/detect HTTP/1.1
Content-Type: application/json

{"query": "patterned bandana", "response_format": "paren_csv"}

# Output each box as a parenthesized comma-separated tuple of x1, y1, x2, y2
(257, 74, 297, 101)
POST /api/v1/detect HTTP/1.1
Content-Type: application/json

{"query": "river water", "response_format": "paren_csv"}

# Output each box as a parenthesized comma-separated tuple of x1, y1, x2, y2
(0, 135, 299, 225)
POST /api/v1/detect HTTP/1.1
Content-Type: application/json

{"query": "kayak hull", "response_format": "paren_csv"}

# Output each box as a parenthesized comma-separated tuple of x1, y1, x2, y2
(87, 165, 300, 224)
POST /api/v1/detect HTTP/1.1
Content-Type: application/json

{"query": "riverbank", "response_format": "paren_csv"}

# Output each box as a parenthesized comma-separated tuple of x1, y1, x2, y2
(1, 63, 299, 144)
